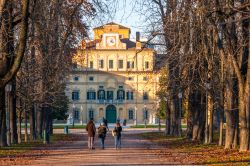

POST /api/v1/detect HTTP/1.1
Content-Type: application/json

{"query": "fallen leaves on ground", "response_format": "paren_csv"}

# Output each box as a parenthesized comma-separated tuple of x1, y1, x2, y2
(139, 132, 250, 165)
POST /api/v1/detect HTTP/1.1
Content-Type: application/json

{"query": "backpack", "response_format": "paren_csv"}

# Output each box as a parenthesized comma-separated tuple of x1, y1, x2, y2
(98, 127, 106, 138)
(112, 128, 117, 137)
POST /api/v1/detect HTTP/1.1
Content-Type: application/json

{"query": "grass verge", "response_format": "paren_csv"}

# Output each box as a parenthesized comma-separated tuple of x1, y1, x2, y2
(0, 134, 80, 158)
(139, 132, 250, 165)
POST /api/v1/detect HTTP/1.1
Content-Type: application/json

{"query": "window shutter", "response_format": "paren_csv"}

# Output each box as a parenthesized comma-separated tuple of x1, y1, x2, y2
(126, 92, 129, 100)
(131, 92, 134, 100)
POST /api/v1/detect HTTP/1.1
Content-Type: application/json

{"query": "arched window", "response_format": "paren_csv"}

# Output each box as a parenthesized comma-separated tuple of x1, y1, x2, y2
(117, 89, 125, 100)
(128, 109, 134, 120)
(98, 90, 105, 100)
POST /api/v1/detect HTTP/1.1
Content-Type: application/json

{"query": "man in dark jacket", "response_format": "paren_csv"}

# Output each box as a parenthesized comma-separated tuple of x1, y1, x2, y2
(86, 118, 96, 149)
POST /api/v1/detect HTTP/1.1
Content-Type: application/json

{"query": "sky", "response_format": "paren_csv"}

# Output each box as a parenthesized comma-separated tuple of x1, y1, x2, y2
(89, 0, 146, 40)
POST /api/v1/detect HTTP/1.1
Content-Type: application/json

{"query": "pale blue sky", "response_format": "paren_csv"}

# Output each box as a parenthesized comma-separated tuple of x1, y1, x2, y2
(89, 0, 146, 39)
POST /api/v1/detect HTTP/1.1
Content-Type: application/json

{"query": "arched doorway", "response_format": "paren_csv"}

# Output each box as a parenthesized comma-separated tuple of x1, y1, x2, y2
(106, 105, 117, 123)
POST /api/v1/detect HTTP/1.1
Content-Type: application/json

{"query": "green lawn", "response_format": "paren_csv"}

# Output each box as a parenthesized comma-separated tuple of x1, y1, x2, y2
(0, 134, 79, 157)
(20, 124, 86, 129)
(130, 124, 187, 128)
(53, 125, 86, 129)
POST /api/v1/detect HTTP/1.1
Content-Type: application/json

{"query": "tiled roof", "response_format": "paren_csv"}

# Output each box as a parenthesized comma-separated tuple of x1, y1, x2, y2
(93, 22, 130, 30)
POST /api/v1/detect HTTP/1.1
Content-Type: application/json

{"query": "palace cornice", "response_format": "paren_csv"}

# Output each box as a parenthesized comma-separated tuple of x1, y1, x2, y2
(71, 70, 158, 74)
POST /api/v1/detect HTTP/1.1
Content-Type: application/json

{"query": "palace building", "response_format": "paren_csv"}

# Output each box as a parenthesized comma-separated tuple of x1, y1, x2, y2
(66, 22, 159, 124)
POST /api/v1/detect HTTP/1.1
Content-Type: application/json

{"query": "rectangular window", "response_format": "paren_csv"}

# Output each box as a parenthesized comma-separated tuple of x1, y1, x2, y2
(87, 91, 96, 100)
(127, 61, 134, 69)
(126, 91, 134, 100)
(89, 61, 93, 69)
(143, 92, 149, 100)
(74, 109, 79, 120)
(118, 60, 123, 69)
(99, 60, 104, 68)
(128, 110, 134, 120)
(89, 109, 94, 119)
(143, 76, 148, 81)
(109, 60, 113, 69)
(107, 91, 113, 100)
(145, 61, 149, 69)
(72, 91, 80, 101)
(89, 76, 94, 81)
(143, 110, 148, 120)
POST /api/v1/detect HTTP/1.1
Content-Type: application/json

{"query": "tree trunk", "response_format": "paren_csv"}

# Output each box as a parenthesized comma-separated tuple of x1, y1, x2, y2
(191, 91, 205, 141)
(24, 110, 28, 142)
(170, 95, 178, 136)
(233, 109, 239, 149)
(17, 109, 22, 144)
(36, 107, 43, 139)
(239, 86, 249, 151)
(29, 106, 36, 140)
(43, 108, 50, 144)
(0, 88, 7, 147)
(208, 94, 214, 143)
(10, 79, 17, 144)
(48, 110, 53, 135)
(165, 103, 171, 135)
(186, 91, 193, 139)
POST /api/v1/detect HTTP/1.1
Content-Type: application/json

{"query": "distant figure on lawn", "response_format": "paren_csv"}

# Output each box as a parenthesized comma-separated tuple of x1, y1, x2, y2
(112, 122, 122, 149)
(98, 122, 107, 149)
(86, 118, 96, 149)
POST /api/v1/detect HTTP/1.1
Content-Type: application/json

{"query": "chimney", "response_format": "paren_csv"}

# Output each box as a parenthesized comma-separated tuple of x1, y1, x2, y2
(136, 32, 141, 49)
(136, 32, 140, 41)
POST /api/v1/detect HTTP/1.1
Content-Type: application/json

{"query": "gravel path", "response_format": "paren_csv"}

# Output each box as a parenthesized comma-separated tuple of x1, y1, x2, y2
(29, 130, 180, 166)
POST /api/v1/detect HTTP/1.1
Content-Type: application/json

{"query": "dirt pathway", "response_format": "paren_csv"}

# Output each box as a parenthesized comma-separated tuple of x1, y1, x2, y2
(29, 130, 180, 166)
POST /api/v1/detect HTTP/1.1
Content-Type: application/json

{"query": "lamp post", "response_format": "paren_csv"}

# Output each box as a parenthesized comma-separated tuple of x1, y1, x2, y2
(6, 84, 12, 146)
(178, 90, 182, 137)
(72, 103, 75, 128)
(134, 106, 137, 126)
(144, 104, 147, 128)
(80, 105, 83, 125)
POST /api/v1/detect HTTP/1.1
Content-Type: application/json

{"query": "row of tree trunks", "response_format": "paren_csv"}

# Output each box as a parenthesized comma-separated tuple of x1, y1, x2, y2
(190, 91, 205, 141)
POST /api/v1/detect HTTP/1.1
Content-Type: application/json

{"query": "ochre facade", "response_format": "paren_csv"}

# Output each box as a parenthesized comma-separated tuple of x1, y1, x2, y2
(66, 22, 159, 124)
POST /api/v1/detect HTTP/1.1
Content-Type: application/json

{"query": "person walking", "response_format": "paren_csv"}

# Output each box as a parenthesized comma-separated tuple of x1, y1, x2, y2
(103, 117, 109, 131)
(86, 118, 96, 149)
(112, 122, 122, 149)
(97, 122, 107, 149)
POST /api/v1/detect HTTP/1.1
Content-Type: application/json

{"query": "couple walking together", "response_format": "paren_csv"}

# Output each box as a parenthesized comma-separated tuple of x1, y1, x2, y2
(86, 118, 122, 150)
